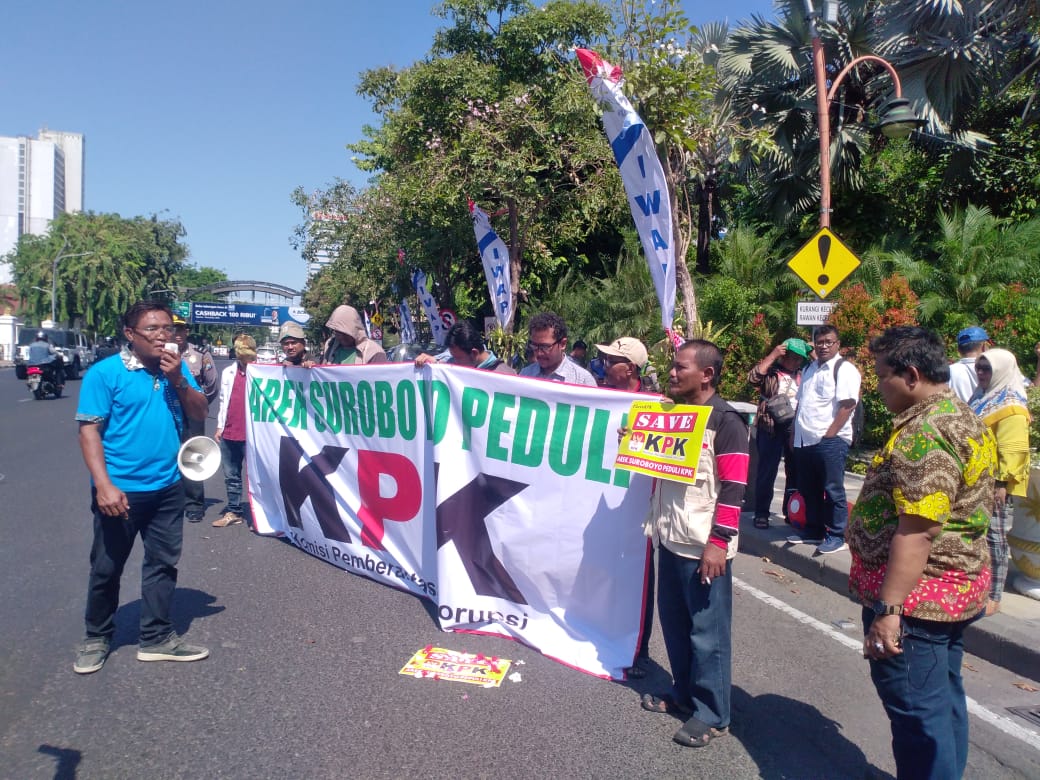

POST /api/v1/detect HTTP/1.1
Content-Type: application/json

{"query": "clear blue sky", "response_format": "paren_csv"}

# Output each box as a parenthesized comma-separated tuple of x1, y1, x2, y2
(2, 1, 776, 295)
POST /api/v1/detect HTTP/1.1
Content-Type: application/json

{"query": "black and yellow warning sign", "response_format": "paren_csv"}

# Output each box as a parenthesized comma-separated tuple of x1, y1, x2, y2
(787, 228, 861, 299)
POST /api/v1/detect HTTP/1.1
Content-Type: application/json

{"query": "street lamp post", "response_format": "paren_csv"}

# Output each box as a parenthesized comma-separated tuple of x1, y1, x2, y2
(46, 237, 93, 325)
(806, 1, 925, 228)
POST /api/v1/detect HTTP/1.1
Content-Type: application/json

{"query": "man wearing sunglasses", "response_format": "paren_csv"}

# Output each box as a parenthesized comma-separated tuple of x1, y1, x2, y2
(72, 302, 211, 674)
(518, 311, 597, 386)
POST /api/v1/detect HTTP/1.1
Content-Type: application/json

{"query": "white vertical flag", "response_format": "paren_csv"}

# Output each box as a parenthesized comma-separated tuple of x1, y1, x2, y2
(399, 299, 416, 344)
(576, 48, 676, 333)
(468, 199, 513, 330)
(412, 269, 449, 346)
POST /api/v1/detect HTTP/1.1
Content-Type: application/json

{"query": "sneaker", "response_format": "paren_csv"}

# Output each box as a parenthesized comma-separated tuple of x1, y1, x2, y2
(786, 534, 824, 545)
(137, 633, 209, 663)
(185, 512, 204, 524)
(816, 537, 848, 555)
(73, 637, 111, 674)
(212, 512, 243, 528)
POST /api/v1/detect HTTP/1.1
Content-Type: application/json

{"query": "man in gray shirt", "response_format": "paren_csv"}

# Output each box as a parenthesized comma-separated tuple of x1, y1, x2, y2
(519, 312, 597, 386)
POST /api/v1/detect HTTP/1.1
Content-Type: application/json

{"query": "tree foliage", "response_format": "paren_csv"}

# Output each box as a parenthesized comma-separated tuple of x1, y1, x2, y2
(4, 211, 188, 334)
(344, 0, 625, 331)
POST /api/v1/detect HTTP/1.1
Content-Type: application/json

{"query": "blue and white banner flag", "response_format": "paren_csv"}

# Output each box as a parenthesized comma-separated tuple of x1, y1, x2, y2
(468, 200, 513, 330)
(363, 308, 373, 338)
(576, 48, 676, 333)
(399, 299, 417, 344)
(412, 269, 449, 346)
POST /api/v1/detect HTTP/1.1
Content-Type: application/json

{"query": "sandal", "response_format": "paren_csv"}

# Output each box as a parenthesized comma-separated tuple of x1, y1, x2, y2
(673, 716, 729, 748)
(641, 693, 693, 717)
(753, 516, 770, 530)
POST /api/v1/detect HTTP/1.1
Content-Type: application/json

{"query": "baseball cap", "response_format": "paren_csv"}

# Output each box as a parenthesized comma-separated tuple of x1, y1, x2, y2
(783, 338, 812, 359)
(957, 326, 988, 346)
(595, 337, 649, 369)
(279, 321, 306, 341)
(171, 314, 187, 326)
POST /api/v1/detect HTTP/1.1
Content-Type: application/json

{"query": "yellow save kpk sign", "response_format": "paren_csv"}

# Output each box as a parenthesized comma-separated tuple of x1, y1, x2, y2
(787, 227, 861, 299)
(615, 400, 711, 485)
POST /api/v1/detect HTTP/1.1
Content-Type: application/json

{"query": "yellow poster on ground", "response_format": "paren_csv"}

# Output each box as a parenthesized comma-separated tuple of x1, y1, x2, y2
(399, 646, 512, 687)
(614, 400, 711, 484)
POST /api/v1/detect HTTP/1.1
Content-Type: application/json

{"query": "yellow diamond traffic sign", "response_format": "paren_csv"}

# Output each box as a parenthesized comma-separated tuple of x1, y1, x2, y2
(787, 227, 861, 299)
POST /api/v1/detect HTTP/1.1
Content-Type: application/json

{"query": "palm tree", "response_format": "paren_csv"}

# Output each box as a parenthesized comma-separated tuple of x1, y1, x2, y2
(718, 0, 1039, 226)
(886, 205, 1040, 327)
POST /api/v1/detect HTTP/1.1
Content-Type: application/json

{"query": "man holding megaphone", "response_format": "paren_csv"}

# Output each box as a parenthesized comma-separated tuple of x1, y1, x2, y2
(72, 302, 211, 674)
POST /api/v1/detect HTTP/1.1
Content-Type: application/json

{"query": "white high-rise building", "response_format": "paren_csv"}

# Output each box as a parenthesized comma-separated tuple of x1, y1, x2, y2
(0, 129, 85, 284)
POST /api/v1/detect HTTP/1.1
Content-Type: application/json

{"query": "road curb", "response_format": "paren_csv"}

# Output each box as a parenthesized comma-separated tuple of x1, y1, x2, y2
(738, 521, 1040, 681)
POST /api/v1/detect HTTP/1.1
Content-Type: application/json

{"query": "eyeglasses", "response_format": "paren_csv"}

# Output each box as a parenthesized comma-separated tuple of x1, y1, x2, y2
(528, 339, 561, 354)
(135, 325, 175, 335)
(814, 339, 838, 347)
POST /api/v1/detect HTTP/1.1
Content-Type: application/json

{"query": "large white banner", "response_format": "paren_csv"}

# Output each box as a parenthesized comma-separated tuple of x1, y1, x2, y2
(245, 363, 652, 679)
(576, 48, 676, 333)
(468, 199, 513, 330)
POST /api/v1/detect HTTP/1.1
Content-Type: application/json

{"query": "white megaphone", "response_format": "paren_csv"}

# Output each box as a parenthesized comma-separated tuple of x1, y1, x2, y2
(177, 436, 222, 481)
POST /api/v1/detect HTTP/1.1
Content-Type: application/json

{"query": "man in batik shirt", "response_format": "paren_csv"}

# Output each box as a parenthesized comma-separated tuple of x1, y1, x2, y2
(848, 326, 996, 779)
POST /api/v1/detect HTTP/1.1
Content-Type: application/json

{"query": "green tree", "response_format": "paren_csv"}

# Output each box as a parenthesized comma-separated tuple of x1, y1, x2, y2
(886, 205, 1040, 331)
(347, 0, 623, 331)
(719, 0, 1039, 231)
(4, 211, 189, 334)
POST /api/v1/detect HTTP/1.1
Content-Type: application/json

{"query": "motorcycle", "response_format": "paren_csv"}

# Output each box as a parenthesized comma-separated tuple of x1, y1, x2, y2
(26, 360, 64, 400)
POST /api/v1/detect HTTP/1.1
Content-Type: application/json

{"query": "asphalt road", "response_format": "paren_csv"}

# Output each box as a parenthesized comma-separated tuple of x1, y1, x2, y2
(1, 362, 1038, 779)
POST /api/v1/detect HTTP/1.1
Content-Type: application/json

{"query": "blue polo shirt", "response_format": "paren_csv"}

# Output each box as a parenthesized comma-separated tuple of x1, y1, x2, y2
(76, 354, 201, 491)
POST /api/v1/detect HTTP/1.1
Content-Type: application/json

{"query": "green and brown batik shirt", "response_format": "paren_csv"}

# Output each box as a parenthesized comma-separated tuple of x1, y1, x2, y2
(848, 389, 996, 622)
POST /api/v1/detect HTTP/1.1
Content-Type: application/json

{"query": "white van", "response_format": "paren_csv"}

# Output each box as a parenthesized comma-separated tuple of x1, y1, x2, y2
(15, 328, 95, 379)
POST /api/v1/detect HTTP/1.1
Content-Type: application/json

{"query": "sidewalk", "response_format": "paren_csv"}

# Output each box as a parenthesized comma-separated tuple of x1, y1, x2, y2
(739, 470, 1040, 680)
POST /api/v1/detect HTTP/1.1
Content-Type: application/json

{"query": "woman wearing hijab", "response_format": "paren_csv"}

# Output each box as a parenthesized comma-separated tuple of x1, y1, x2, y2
(969, 348, 1031, 614)
(312, 305, 387, 366)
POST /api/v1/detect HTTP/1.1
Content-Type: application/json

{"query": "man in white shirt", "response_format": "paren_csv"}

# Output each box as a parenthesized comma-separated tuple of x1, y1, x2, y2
(948, 326, 988, 402)
(519, 312, 597, 386)
(789, 326, 861, 555)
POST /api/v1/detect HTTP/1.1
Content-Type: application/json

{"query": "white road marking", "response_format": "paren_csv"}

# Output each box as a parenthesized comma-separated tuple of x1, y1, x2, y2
(734, 576, 1040, 751)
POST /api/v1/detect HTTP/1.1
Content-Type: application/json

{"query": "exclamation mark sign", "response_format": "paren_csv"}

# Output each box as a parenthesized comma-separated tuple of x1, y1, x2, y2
(817, 234, 831, 291)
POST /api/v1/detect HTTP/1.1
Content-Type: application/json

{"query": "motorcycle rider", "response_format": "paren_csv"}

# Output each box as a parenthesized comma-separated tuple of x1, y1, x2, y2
(28, 331, 65, 390)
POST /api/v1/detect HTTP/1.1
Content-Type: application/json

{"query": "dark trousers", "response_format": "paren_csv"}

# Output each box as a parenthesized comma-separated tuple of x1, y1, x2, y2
(182, 417, 207, 517)
(862, 608, 973, 780)
(220, 438, 246, 515)
(636, 542, 655, 661)
(754, 424, 797, 518)
(794, 437, 850, 540)
(84, 482, 185, 646)
(657, 547, 732, 729)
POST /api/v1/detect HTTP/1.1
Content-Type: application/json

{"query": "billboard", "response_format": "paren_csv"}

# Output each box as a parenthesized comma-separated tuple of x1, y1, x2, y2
(188, 303, 311, 327)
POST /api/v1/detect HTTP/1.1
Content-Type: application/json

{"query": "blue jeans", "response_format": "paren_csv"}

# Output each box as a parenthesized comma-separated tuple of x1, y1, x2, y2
(755, 424, 797, 518)
(657, 547, 732, 728)
(794, 437, 850, 539)
(84, 482, 185, 645)
(220, 437, 246, 515)
(862, 607, 973, 780)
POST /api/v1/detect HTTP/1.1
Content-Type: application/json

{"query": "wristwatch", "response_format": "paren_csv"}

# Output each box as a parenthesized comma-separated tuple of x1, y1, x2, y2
(871, 599, 903, 616)
(175, 376, 189, 391)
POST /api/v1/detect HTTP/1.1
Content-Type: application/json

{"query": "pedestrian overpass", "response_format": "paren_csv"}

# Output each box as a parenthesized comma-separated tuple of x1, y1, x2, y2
(185, 281, 300, 300)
